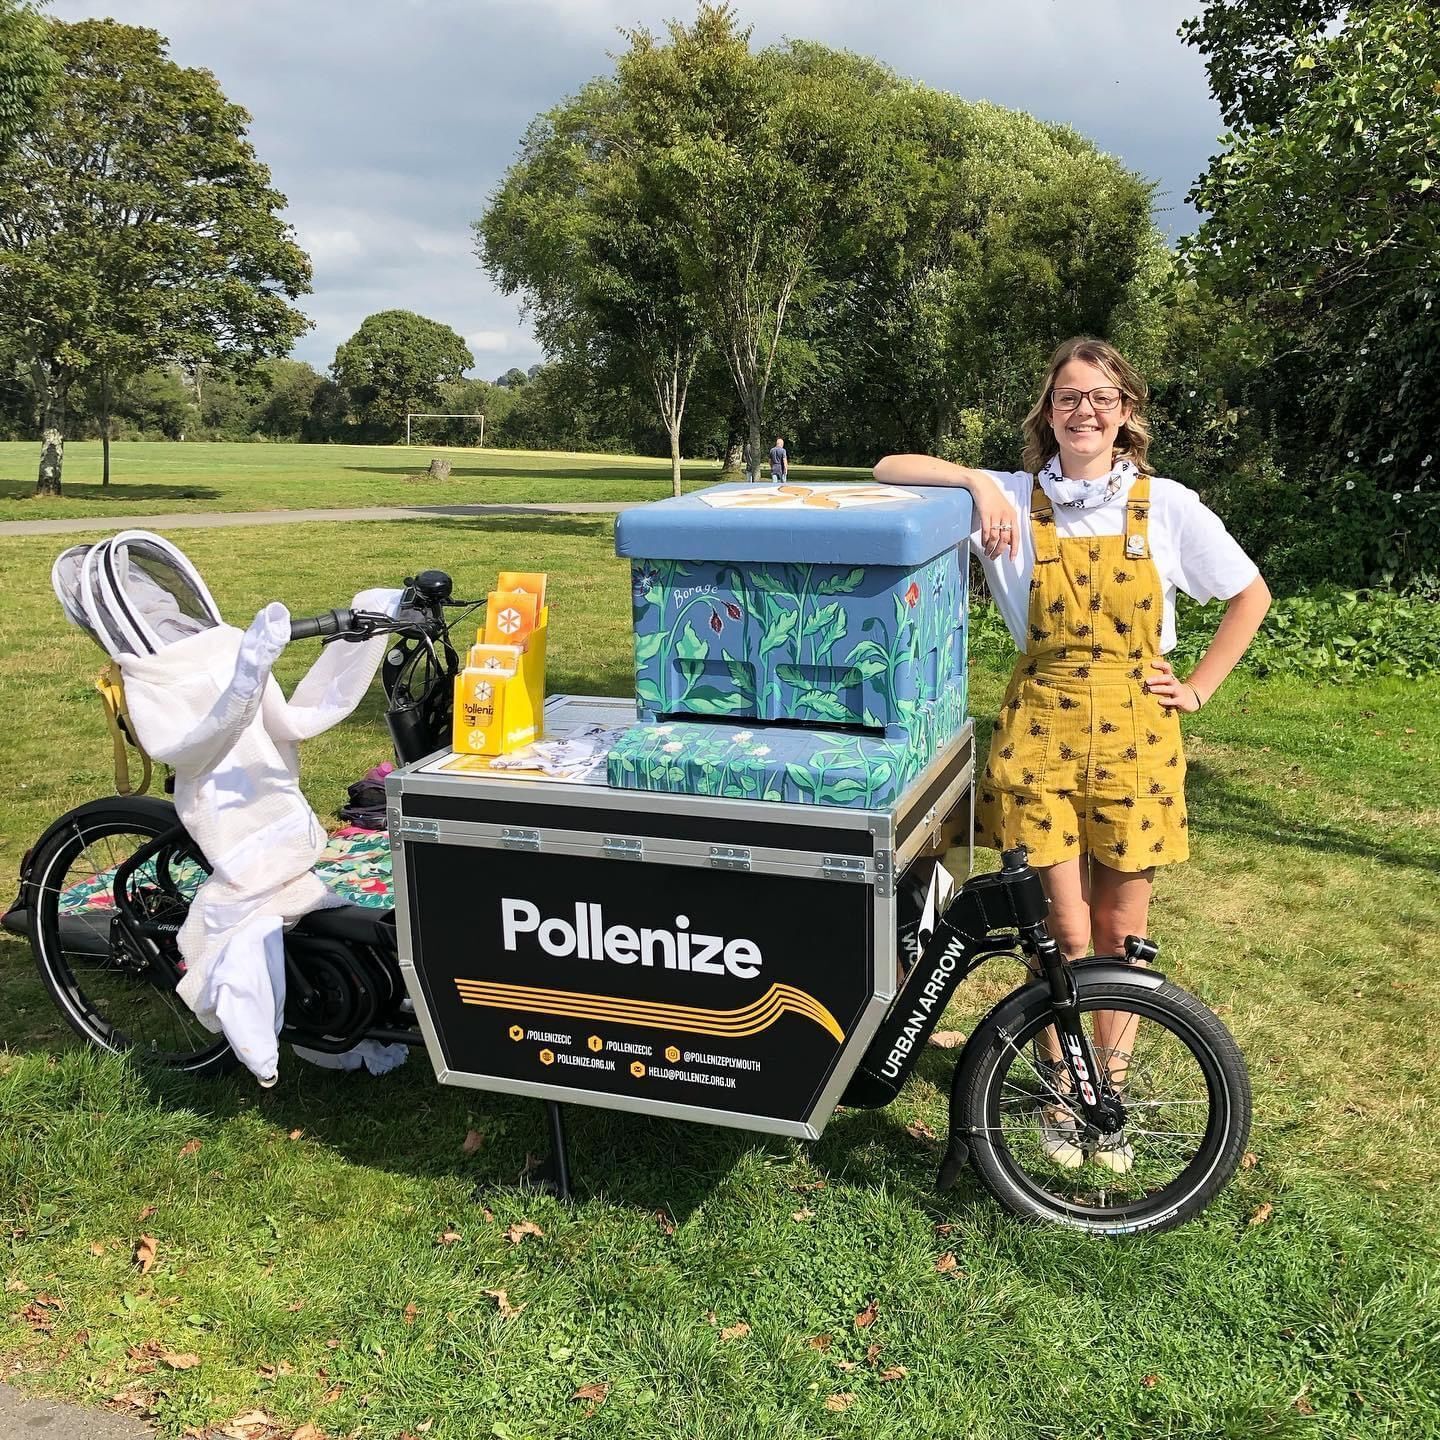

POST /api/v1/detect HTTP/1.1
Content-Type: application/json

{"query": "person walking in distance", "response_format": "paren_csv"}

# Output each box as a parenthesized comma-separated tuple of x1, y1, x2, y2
(767, 436, 789, 483)
(874, 336, 1270, 1174)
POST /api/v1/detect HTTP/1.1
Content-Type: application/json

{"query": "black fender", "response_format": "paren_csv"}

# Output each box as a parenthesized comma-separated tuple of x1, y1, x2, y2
(934, 959, 1166, 1192)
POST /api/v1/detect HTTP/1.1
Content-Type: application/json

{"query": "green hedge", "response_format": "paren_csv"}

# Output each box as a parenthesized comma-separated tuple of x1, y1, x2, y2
(969, 587, 1440, 683)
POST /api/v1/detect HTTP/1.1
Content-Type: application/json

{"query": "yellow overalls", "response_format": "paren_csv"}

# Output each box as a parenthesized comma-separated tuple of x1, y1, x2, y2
(976, 474, 1189, 872)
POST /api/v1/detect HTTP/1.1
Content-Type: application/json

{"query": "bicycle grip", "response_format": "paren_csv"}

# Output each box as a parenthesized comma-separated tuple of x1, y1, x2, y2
(287, 607, 354, 641)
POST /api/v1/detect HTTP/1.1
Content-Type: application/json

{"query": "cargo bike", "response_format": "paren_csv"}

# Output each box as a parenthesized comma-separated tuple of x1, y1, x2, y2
(8, 495, 1252, 1239)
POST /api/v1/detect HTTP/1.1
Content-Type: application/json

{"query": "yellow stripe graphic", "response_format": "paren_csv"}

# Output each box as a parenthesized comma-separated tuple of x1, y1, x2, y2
(453, 978, 844, 1043)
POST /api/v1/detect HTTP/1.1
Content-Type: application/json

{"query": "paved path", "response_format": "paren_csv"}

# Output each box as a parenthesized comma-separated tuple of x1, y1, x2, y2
(0, 500, 638, 537)
(0, 1384, 151, 1439)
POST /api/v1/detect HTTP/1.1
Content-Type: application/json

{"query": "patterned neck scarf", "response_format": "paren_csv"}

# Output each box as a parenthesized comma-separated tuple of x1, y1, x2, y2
(1039, 453, 1138, 511)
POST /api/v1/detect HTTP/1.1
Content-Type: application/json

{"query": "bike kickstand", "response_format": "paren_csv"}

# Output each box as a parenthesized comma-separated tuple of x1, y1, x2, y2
(534, 1100, 574, 1202)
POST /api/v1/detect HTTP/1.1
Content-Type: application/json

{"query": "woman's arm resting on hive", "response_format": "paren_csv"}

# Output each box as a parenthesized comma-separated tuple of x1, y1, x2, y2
(873, 453, 1020, 560)
(1149, 574, 1272, 712)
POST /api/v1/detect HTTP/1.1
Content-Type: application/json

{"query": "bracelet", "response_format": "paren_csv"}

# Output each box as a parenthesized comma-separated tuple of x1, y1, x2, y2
(1188, 682, 1205, 709)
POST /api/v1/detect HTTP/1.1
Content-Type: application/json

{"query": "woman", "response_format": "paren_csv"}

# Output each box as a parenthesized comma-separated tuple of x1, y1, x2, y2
(875, 337, 1270, 1171)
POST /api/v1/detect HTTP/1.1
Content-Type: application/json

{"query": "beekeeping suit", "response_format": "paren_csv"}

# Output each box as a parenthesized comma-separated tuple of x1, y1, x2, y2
(52, 531, 401, 1085)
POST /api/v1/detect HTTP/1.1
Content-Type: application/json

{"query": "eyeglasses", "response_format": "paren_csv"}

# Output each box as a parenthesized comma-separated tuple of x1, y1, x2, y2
(1050, 386, 1124, 413)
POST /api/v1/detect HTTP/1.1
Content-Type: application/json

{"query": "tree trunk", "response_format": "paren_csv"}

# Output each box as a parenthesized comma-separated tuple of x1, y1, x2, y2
(745, 405, 764, 485)
(427, 457, 452, 480)
(720, 432, 744, 476)
(101, 371, 113, 487)
(669, 424, 683, 498)
(35, 384, 66, 497)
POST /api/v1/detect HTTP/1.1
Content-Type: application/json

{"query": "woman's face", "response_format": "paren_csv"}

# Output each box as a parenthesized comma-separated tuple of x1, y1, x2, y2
(1048, 358, 1132, 470)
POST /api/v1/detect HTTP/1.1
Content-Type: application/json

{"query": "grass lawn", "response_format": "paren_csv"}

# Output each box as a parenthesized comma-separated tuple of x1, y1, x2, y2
(1, 517, 1438, 1440)
(0, 441, 865, 521)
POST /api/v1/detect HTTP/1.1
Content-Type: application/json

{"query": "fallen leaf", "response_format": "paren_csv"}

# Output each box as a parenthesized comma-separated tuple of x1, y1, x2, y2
(705, 1310, 718, 1325)
(1248, 1202, 1274, 1227)
(403, 1302, 418, 1325)
(933, 1222, 954, 1236)
(834, 1359, 858, 1373)
(878, 1365, 908, 1382)
(21, 1303, 55, 1331)
(854, 1299, 879, 1329)
(481, 1207, 496, 1223)
(461, 1129, 484, 1155)
(865, 1342, 883, 1366)
(824, 1393, 856, 1412)
(1295, 1394, 1315, 1416)
(808, 1334, 833, 1351)
(285, 1300, 306, 1312)
(655, 1209, 676, 1236)
(436, 1229, 462, 1246)
(257, 1365, 277, 1380)
(1141, 1374, 1159, 1389)
(161, 1353, 201, 1370)
(929, 1030, 966, 1049)
(32, 1292, 62, 1309)
(791, 1208, 815, 1222)
(504, 1220, 544, 1245)
(320, 1387, 344, 1405)
(935, 1252, 959, 1274)
(324, 1338, 340, 1350)
(134, 1235, 158, 1274)
(220, 1411, 274, 1439)
(138, 1205, 157, 1223)
(415, 1421, 433, 1434)
(290, 1426, 322, 1440)
(178, 1139, 202, 1159)
(287, 1129, 304, 1141)
(720, 1322, 750, 1342)
(4, 1279, 25, 1293)
(483, 1288, 525, 1321)
(791, 1179, 825, 1192)
(572, 1381, 610, 1407)
(89, 1242, 106, 1257)
(1240, 1151, 1258, 1170)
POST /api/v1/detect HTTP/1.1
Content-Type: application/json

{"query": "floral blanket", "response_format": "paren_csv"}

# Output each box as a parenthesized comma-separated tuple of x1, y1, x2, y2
(59, 825, 395, 915)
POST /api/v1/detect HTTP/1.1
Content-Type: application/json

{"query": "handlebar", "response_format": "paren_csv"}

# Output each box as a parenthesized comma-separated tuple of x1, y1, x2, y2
(288, 607, 355, 642)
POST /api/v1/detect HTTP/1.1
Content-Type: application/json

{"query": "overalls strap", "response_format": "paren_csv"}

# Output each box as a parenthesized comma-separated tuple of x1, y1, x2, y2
(1123, 473, 1152, 560)
(1029, 479, 1060, 564)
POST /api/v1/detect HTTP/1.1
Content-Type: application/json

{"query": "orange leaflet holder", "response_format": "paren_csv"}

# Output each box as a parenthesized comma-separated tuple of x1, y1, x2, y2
(453, 606, 548, 756)
(497, 570, 547, 611)
(483, 589, 539, 646)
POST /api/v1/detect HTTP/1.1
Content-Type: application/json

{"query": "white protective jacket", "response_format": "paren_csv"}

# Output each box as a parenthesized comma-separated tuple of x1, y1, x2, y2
(51, 532, 400, 1084)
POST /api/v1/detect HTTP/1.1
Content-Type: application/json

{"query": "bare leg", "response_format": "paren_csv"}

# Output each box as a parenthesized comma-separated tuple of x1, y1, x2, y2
(1088, 861, 1155, 1084)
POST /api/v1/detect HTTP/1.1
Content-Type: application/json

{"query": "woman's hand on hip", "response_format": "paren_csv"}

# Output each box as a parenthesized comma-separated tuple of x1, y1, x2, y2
(1145, 658, 1203, 712)
(974, 480, 1021, 561)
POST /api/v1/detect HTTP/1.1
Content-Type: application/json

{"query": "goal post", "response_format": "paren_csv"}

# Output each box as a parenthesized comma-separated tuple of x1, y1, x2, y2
(404, 412, 485, 447)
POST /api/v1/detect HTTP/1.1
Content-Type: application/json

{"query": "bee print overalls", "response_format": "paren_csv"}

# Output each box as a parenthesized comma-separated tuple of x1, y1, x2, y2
(975, 474, 1189, 872)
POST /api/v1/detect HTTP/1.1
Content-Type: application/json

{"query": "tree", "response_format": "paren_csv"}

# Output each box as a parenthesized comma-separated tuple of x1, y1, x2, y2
(1181, 0, 1440, 586)
(619, 11, 906, 481)
(0, 0, 56, 163)
(331, 310, 473, 438)
(495, 367, 529, 389)
(0, 19, 312, 494)
(479, 63, 710, 496)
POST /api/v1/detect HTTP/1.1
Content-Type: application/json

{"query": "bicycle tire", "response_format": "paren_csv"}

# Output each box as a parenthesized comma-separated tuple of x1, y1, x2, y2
(952, 969, 1250, 1236)
(26, 796, 235, 1077)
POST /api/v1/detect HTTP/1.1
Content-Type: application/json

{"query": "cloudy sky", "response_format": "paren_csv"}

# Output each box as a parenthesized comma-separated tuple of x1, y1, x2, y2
(52, 0, 1223, 378)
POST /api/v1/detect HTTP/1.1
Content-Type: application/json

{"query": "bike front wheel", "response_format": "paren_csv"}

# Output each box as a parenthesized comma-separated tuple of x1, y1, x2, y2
(951, 967, 1250, 1236)
(25, 796, 234, 1078)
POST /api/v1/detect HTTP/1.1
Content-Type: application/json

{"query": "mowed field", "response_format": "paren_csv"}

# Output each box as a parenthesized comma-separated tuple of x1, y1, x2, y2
(0, 440, 866, 521)
(0, 489, 1438, 1439)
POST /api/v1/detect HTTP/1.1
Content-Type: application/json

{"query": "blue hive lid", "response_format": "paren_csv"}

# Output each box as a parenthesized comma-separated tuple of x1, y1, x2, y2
(615, 481, 974, 566)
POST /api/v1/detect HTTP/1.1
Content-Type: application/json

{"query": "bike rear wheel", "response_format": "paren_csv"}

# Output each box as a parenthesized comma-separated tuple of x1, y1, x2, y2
(952, 968, 1250, 1236)
(25, 797, 234, 1077)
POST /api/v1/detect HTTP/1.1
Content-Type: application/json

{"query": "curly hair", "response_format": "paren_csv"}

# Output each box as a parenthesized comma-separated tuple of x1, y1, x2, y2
(1020, 337, 1153, 476)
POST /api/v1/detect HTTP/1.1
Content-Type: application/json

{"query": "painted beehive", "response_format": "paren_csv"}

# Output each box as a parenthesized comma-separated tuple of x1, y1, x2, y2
(614, 482, 973, 741)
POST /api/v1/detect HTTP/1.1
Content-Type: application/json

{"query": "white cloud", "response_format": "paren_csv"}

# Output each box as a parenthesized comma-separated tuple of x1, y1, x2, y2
(466, 331, 510, 354)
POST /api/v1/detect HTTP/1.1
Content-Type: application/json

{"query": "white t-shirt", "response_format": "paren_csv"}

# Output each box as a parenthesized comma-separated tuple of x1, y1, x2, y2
(973, 468, 1259, 653)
